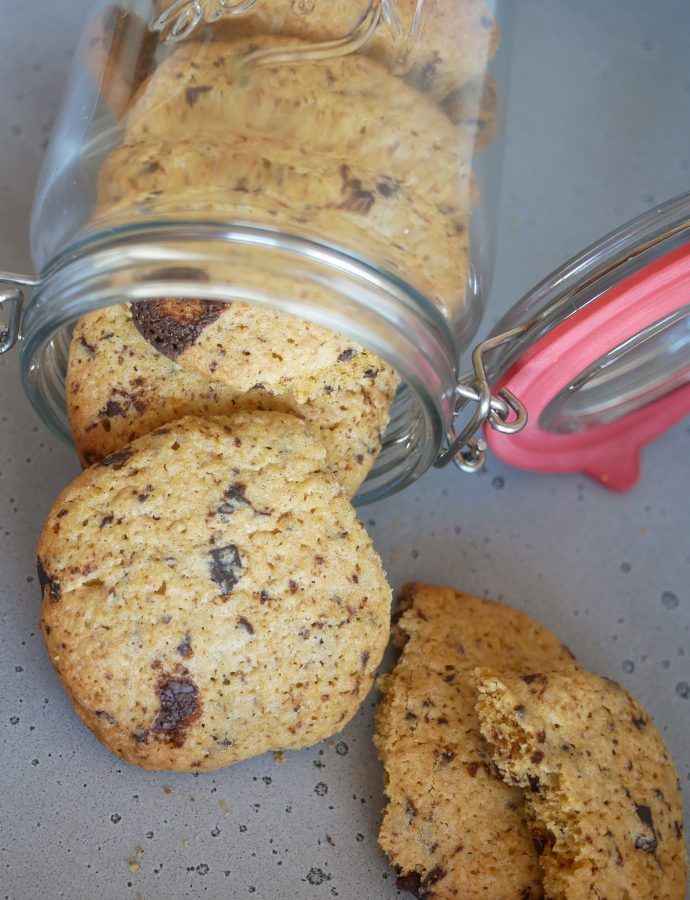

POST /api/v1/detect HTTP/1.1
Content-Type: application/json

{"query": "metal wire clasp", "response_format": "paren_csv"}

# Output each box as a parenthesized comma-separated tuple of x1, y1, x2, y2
(0, 271, 37, 353)
(434, 325, 529, 472)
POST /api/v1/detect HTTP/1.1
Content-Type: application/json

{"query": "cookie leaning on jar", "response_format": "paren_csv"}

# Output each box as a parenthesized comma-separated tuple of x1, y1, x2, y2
(67, 303, 399, 498)
(38, 412, 392, 771)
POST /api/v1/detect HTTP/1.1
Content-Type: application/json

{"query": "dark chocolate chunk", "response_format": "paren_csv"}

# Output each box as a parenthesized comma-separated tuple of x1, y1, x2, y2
(185, 84, 212, 106)
(100, 515, 114, 529)
(98, 449, 133, 470)
(527, 774, 541, 793)
(95, 709, 117, 725)
(424, 866, 446, 888)
(79, 336, 96, 356)
(101, 399, 125, 419)
(337, 348, 356, 363)
(634, 835, 658, 853)
(395, 871, 422, 896)
(151, 675, 201, 747)
(360, 650, 370, 670)
(632, 716, 647, 730)
(36, 557, 61, 603)
(634, 803, 658, 853)
(131, 298, 225, 359)
(530, 750, 544, 764)
(635, 803, 655, 830)
(439, 749, 456, 767)
(340, 186, 376, 214)
(208, 545, 243, 595)
(521, 673, 547, 686)
(216, 482, 269, 517)
(177, 632, 193, 658)
(466, 761, 480, 778)
(217, 482, 250, 515)
(237, 617, 254, 635)
(421, 61, 438, 92)
(376, 177, 400, 198)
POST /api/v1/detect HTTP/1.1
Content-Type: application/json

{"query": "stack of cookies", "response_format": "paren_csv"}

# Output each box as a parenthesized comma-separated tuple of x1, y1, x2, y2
(37, 0, 500, 770)
(375, 583, 688, 899)
(89, 0, 498, 317)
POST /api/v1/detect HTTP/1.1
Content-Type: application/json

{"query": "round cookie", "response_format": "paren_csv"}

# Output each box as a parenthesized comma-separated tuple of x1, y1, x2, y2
(67, 304, 398, 498)
(473, 667, 688, 900)
(371, 0, 499, 105)
(121, 35, 473, 210)
(374, 583, 578, 899)
(38, 412, 392, 771)
(95, 134, 471, 331)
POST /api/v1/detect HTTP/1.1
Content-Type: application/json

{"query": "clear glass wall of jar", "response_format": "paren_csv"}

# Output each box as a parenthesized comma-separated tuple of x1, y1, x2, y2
(19, 0, 510, 503)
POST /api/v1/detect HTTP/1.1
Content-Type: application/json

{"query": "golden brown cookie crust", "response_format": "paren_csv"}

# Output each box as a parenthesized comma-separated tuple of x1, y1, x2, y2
(121, 36, 473, 209)
(375, 582, 578, 899)
(38, 412, 392, 771)
(473, 667, 688, 900)
(67, 305, 398, 497)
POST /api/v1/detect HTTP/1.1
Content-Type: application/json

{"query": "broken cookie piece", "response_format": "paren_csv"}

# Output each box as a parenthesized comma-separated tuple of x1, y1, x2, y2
(472, 667, 688, 900)
(374, 583, 578, 899)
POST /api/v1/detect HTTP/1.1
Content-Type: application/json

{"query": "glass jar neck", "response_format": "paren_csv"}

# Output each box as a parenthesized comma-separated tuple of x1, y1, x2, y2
(21, 220, 460, 502)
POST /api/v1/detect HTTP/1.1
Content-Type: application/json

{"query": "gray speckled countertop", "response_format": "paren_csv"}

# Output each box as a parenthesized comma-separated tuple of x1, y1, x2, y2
(1, 2, 689, 898)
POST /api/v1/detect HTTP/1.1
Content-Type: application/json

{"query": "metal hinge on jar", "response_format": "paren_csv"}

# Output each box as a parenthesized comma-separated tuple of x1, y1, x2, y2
(434, 325, 529, 473)
(0, 273, 34, 353)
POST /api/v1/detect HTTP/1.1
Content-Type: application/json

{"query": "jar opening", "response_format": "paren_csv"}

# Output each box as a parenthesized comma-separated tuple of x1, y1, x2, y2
(21, 221, 459, 503)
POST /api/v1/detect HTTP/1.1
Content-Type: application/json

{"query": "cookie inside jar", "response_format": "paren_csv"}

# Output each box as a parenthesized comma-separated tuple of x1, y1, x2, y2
(86, 0, 498, 321)
(27, 0, 504, 503)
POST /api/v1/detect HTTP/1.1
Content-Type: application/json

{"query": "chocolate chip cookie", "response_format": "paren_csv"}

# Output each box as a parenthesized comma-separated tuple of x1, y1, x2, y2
(473, 667, 688, 900)
(375, 583, 577, 899)
(67, 304, 398, 496)
(38, 412, 392, 771)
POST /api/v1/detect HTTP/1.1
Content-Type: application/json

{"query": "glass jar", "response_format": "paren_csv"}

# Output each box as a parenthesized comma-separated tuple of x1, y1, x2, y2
(2, 0, 688, 500)
(0, 0, 509, 504)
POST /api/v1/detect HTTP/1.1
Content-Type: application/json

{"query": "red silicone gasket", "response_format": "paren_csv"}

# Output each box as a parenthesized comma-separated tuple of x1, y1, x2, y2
(486, 242, 690, 490)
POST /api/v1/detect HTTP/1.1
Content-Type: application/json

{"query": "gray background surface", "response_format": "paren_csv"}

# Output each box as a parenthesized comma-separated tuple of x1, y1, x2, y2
(1, 1, 689, 898)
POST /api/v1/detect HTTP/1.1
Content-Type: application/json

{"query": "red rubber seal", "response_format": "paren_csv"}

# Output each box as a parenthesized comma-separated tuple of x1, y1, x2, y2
(486, 242, 690, 490)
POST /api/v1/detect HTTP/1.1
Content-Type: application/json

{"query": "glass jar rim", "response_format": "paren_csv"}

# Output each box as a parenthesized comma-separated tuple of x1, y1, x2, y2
(19, 218, 461, 503)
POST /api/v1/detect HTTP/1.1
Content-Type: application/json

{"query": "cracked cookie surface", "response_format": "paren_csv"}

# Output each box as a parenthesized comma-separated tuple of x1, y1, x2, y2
(374, 583, 577, 899)
(472, 667, 688, 900)
(38, 412, 391, 771)
(67, 304, 398, 497)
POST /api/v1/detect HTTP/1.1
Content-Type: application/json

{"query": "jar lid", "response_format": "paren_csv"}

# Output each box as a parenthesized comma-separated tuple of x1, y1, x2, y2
(482, 192, 690, 489)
